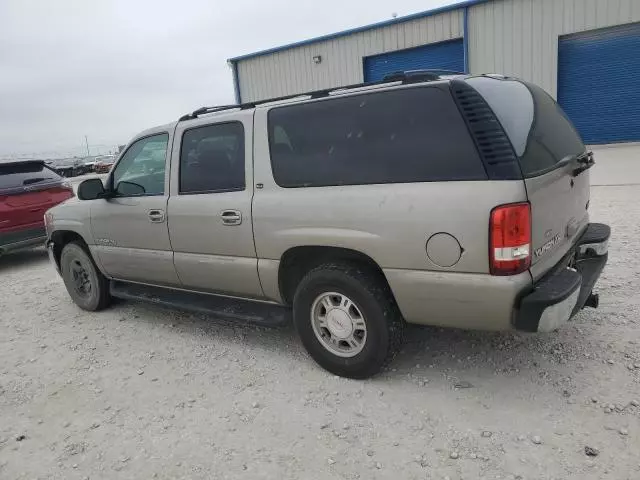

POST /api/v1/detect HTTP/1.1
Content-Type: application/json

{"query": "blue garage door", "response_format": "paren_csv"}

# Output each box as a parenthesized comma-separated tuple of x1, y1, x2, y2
(558, 23, 640, 144)
(364, 39, 464, 83)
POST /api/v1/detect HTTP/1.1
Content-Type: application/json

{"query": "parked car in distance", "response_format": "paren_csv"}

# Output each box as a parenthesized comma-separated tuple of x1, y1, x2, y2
(81, 156, 99, 173)
(49, 157, 78, 177)
(45, 71, 610, 379)
(1, 160, 74, 256)
(94, 155, 116, 174)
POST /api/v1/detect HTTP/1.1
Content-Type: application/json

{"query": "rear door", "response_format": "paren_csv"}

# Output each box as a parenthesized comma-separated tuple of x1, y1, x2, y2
(0, 162, 73, 244)
(467, 77, 591, 280)
(167, 111, 263, 298)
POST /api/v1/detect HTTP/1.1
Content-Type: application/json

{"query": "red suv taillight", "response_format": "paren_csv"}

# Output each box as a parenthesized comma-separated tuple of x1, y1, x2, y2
(490, 202, 531, 276)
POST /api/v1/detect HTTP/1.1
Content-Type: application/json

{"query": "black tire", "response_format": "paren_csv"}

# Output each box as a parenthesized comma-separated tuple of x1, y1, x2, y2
(60, 242, 111, 311)
(293, 262, 404, 379)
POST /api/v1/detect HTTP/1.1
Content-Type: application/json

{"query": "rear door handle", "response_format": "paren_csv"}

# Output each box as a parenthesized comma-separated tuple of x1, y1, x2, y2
(148, 209, 165, 223)
(220, 210, 242, 226)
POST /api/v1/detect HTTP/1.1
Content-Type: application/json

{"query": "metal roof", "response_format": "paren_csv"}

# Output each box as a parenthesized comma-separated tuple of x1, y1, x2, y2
(228, 0, 491, 63)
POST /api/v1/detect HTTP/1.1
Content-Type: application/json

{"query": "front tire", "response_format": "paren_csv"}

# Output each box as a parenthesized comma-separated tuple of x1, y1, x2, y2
(293, 263, 404, 379)
(60, 242, 111, 311)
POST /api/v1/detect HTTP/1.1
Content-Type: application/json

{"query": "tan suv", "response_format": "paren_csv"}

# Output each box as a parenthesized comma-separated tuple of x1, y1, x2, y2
(45, 72, 610, 378)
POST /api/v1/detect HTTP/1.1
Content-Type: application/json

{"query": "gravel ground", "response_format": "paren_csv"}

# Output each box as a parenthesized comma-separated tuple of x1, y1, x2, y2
(1, 185, 639, 480)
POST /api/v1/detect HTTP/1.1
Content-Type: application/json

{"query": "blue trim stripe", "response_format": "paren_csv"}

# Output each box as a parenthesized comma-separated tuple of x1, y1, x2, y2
(228, 0, 492, 63)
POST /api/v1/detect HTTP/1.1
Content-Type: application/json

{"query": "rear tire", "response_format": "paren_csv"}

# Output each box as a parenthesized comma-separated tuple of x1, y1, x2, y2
(60, 242, 111, 311)
(293, 263, 404, 379)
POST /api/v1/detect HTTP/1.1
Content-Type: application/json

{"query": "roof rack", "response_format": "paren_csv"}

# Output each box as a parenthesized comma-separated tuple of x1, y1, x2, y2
(383, 69, 465, 82)
(178, 69, 462, 121)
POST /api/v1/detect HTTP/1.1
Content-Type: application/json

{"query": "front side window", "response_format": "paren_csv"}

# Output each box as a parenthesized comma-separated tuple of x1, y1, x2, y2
(179, 122, 245, 194)
(267, 86, 486, 188)
(112, 134, 169, 196)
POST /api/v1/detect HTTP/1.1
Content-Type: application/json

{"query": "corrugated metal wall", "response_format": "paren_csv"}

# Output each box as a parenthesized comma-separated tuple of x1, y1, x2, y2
(236, 0, 640, 103)
(558, 23, 640, 143)
(363, 39, 465, 82)
(236, 10, 463, 102)
(468, 0, 640, 98)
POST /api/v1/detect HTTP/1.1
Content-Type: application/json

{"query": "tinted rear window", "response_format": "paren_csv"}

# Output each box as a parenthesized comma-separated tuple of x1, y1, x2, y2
(467, 77, 585, 177)
(521, 83, 585, 176)
(268, 86, 486, 187)
(179, 122, 245, 194)
(0, 162, 61, 191)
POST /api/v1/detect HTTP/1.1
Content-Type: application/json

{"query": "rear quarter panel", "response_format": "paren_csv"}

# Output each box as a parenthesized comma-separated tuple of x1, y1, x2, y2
(252, 107, 529, 274)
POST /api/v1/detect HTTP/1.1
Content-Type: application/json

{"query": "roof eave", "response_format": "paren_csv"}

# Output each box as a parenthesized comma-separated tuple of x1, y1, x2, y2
(227, 0, 491, 63)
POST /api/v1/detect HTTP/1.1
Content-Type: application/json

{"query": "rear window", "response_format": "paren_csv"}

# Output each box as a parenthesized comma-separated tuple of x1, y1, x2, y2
(267, 86, 486, 188)
(0, 162, 61, 192)
(467, 77, 585, 177)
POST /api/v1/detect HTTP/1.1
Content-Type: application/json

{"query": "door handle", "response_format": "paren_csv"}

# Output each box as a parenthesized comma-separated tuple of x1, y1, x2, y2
(148, 209, 165, 223)
(220, 210, 242, 226)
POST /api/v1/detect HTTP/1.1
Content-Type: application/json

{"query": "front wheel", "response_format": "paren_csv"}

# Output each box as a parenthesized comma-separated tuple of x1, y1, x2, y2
(60, 242, 111, 311)
(293, 263, 404, 379)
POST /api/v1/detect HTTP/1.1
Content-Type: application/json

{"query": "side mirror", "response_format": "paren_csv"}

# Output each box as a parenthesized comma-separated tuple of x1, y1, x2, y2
(77, 178, 106, 200)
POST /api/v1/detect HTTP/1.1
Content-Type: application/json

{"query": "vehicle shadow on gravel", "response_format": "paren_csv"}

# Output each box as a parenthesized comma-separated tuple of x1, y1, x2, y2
(0, 247, 48, 272)
(114, 300, 582, 385)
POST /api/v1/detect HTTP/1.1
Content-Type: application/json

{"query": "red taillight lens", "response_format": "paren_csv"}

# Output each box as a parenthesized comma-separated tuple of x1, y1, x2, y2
(490, 202, 531, 276)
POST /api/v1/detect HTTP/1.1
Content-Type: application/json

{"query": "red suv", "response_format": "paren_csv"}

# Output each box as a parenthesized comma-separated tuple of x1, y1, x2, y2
(0, 161, 74, 256)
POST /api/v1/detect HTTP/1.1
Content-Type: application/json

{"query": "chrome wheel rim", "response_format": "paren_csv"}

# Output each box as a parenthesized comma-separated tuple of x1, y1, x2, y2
(311, 292, 367, 358)
(70, 259, 92, 298)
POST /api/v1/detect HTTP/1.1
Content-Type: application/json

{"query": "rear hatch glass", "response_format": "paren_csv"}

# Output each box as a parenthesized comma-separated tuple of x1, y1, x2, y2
(467, 77, 591, 280)
(0, 161, 61, 193)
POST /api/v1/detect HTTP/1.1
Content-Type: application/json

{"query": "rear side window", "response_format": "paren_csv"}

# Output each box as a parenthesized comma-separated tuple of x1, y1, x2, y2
(467, 77, 585, 177)
(179, 122, 245, 194)
(268, 86, 486, 187)
(0, 162, 61, 192)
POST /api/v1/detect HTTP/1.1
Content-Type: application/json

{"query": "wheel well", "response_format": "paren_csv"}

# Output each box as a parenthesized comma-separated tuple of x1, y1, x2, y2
(278, 246, 388, 305)
(50, 231, 88, 268)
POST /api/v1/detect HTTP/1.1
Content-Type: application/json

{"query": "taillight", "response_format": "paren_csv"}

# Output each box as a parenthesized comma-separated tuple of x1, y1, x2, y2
(490, 202, 531, 276)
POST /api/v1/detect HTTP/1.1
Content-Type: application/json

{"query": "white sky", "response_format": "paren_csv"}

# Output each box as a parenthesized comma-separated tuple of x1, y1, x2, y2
(0, 0, 459, 158)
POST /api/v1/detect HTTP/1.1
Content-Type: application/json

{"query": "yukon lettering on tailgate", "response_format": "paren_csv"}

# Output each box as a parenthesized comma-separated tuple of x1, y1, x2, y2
(534, 234, 561, 259)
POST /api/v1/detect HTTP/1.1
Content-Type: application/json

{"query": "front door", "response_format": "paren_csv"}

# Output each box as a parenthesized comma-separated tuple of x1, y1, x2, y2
(167, 112, 263, 298)
(90, 132, 180, 286)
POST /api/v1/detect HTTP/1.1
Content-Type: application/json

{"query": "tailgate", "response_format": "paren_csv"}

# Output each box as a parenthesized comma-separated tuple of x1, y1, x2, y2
(464, 77, 592, 281)
(525, 162, 590, 280)
(519, 83, 591, 280)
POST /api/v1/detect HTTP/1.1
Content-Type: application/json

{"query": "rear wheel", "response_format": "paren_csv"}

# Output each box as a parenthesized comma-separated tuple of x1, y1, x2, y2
(60, 242, 111, 311)
(293, 263, 404, 379)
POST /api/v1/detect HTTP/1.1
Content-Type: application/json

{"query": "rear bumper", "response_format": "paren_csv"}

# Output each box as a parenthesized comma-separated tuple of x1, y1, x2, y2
(514, 223, 610, 332)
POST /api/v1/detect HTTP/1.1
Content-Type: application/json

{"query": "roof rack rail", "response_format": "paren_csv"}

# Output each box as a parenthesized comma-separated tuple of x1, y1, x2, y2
(178, 69, 462, 121)
(382, 69, 465, 83)
(178, 105, 242, 121)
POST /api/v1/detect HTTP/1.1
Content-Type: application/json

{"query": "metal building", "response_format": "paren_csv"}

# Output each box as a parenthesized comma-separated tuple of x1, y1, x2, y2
(228, 0, 640, 144)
